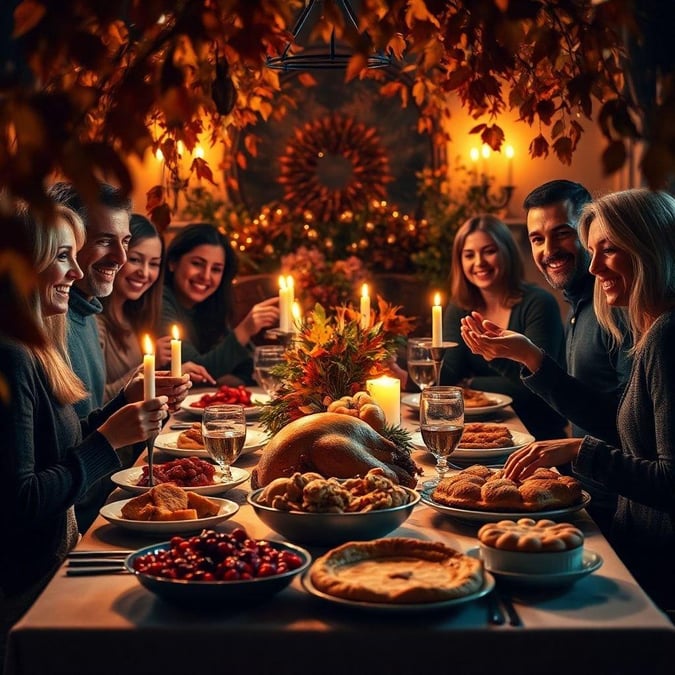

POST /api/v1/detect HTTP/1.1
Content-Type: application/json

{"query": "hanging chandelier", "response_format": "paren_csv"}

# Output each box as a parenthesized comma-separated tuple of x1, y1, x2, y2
(266, 0, 392, 71)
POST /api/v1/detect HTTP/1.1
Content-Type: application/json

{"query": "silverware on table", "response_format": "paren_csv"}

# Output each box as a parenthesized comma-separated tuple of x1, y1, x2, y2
(66, 567, 129, 577)
(67, 559, 128, 568)
(486, 591, 505, 625)
(496, 589, 522, 627)
(68, 550, 134, 558)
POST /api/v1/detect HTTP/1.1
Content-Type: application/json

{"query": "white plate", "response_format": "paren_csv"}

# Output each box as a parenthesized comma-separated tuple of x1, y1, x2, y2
(420, 489, 591, 524)
(402, 392, 513, 416)
(179, 391, 271, 418)
(154, 428, 269, 459)
(110, 465, 250, 496)
(410, 429, 534, 460)
(99, 497, 239, 534)
(467, 547, 603, 588)
(301, 570, 495, 612)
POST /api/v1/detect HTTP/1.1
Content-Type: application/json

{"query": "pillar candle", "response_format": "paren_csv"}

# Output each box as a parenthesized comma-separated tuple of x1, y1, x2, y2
(279, 275, 290, 333)
(170, 324, 182, 377)
(366, 376, 401, 427)
(291, 300, 302, 333)
(360, 283, 370, 329)
(142, 334, 155, 400)
(432, 293, 443, 347)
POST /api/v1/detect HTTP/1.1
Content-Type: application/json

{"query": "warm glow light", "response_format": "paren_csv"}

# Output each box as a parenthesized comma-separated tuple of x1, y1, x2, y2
(171, 324, 180, 340)
(155, 148, 164, 162)
(279, 275, 287, 291)
(434, 292, 441, 306)
(195, 145, 204, 158)
(481, 144, 491, 159)
(143, 334, 154, 355)
(470, 148, 480, 162)
(505, 145, 515, 159)
(362, 283, 369, 299)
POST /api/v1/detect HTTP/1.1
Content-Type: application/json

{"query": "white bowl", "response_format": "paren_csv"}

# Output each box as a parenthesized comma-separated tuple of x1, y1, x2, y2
(479, 542, 584, 574)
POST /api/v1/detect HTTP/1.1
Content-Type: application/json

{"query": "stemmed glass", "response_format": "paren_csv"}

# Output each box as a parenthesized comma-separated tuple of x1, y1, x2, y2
(201, 404, 247, 482)
(253, 345, 286, 397)
(419, 386, 464, 487)
(406, 338, 436, 392)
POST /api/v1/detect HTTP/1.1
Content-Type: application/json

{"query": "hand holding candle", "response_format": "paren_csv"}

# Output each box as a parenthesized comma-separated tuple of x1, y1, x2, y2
(360, 283, 371, 329)
(170, 325, 182, 377)
(142, 334, 155, 400)
(432, 293, 443, 347)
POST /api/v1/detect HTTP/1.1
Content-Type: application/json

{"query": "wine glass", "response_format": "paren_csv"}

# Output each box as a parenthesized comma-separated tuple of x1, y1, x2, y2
(201, 404, 247, 482)
(253, 345, 286, 397)
(419, 386, 464, 487)
(406, 338, 436, 392)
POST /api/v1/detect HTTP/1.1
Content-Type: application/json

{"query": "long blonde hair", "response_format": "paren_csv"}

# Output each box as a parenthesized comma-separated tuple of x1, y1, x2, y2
(578, 189, 675, 353)
(21, 206, 88, 404)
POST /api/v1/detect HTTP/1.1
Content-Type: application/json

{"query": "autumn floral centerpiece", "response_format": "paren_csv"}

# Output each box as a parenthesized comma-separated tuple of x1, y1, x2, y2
(259, 298, 414, 448)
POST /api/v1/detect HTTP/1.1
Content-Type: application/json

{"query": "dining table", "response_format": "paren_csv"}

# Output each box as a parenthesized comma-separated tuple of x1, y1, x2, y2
(5, 389, 675, 675)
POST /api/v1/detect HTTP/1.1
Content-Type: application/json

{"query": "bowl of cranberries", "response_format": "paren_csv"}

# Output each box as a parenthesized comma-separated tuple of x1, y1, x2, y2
(124, 527, 311, 606)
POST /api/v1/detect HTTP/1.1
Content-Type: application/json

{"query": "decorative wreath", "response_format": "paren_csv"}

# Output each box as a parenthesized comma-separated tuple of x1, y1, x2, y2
(278, 112, 393, 222)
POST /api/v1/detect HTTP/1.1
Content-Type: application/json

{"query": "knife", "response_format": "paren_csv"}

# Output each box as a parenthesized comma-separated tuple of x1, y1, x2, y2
(66, 567, 129, 577)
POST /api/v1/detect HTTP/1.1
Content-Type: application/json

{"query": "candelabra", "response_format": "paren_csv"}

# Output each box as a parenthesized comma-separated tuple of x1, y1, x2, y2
(468, 177, 515, 215)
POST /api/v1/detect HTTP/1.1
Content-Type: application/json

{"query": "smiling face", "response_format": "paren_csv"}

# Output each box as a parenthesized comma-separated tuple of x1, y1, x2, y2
(39, 218, 84, 317)
(75, 207, 131, 299)
(586, 218, 633, 307)
(169, 243, 225, 308)
(461, 230, 502, 292)
(527, 202, 590, 291)
(114, 235, 162, 302)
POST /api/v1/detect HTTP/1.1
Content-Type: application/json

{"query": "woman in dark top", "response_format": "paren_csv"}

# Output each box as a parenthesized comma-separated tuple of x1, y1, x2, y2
(161, 223, 279, 385)
(0, 207, 173, 645)
(440, 214, 567, 439)
(501, 189, 675, 611)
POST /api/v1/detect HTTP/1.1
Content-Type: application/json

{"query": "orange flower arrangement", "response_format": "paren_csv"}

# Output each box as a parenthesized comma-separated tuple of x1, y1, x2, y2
(259, 298, 414, 437)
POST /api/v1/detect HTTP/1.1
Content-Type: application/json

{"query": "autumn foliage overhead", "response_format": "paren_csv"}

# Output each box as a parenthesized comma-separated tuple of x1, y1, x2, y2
(1, 0, 672, 217)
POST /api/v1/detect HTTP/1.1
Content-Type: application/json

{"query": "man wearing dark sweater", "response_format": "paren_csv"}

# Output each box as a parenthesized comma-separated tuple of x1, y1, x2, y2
(49, 182, 132, 531)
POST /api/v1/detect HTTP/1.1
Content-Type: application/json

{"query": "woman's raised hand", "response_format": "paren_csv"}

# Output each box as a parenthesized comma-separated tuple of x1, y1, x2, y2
(123, 370, 192, 412)
(182, 362, 216, 386)
(98, 397, 169, 449)
(460, 311, 544, 372)
(234, 296, 280, 344)
(503, 438, 583, 482)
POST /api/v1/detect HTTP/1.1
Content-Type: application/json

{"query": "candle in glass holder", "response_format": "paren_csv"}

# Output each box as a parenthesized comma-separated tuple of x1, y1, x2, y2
(170, 324, 182, 377)
(432, 293, 443, 347)
(366, 376, 401, 426)
(142, 334, 155, 400)
(360, 283, 370, 329)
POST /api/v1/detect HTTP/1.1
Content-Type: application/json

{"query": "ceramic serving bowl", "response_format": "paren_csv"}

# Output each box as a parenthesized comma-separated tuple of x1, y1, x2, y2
(125, 534, 311, 608)
(247, 486, 421, 546)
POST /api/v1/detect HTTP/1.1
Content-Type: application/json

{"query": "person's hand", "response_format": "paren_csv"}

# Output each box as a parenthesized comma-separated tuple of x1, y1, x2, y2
(460, 311, 544, 372)
(98, 396, 169, 448)
(182, 362, 217, 386)
(503, 438, 583, 481)
(122, 371, 191, 412)
(155, 335, 173, 367)
(234, 296, 280, 344)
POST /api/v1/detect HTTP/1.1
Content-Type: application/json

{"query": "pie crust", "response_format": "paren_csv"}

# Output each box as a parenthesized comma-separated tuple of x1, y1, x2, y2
(309, 537, 484, 604)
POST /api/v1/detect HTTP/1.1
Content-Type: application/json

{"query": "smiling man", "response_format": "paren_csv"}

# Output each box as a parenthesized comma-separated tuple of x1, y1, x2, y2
(49, 182, 132, 418)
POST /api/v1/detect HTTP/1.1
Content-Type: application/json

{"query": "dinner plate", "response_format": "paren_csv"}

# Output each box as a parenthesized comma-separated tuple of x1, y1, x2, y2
(99, 497, 239, 534)
(110, 465, 250, 496)
(154, 428, 269, 459)
(420, 489, 591, 524)
(301, 570, 495, 612)
(467, 547, 603, 588)
(179, 392, 271, 418)
(402, 392, 513, 416)
(410, 429, 535, 460)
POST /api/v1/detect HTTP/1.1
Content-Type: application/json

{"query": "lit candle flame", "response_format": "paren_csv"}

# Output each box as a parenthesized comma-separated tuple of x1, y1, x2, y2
(143, 334, 154, 355)
(362, 283, 369, 298)
(434, 292, 441, 306)
(171, 324, 180, 340)
(505, 145, 514, 159)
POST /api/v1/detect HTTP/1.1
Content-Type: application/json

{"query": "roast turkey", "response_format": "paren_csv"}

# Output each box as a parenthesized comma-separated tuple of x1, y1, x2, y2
(251, 412, 420, 489)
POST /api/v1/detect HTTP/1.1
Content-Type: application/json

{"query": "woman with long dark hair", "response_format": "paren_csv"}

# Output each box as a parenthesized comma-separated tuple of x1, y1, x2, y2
(161, 223, 279, 384)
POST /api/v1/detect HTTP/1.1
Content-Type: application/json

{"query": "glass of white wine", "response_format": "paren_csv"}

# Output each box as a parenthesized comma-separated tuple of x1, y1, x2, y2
(201, 404, 246, 482)
(406, 338, 436, 391)
(253, 345, 286, 397)
(420, 386, 464, 487)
